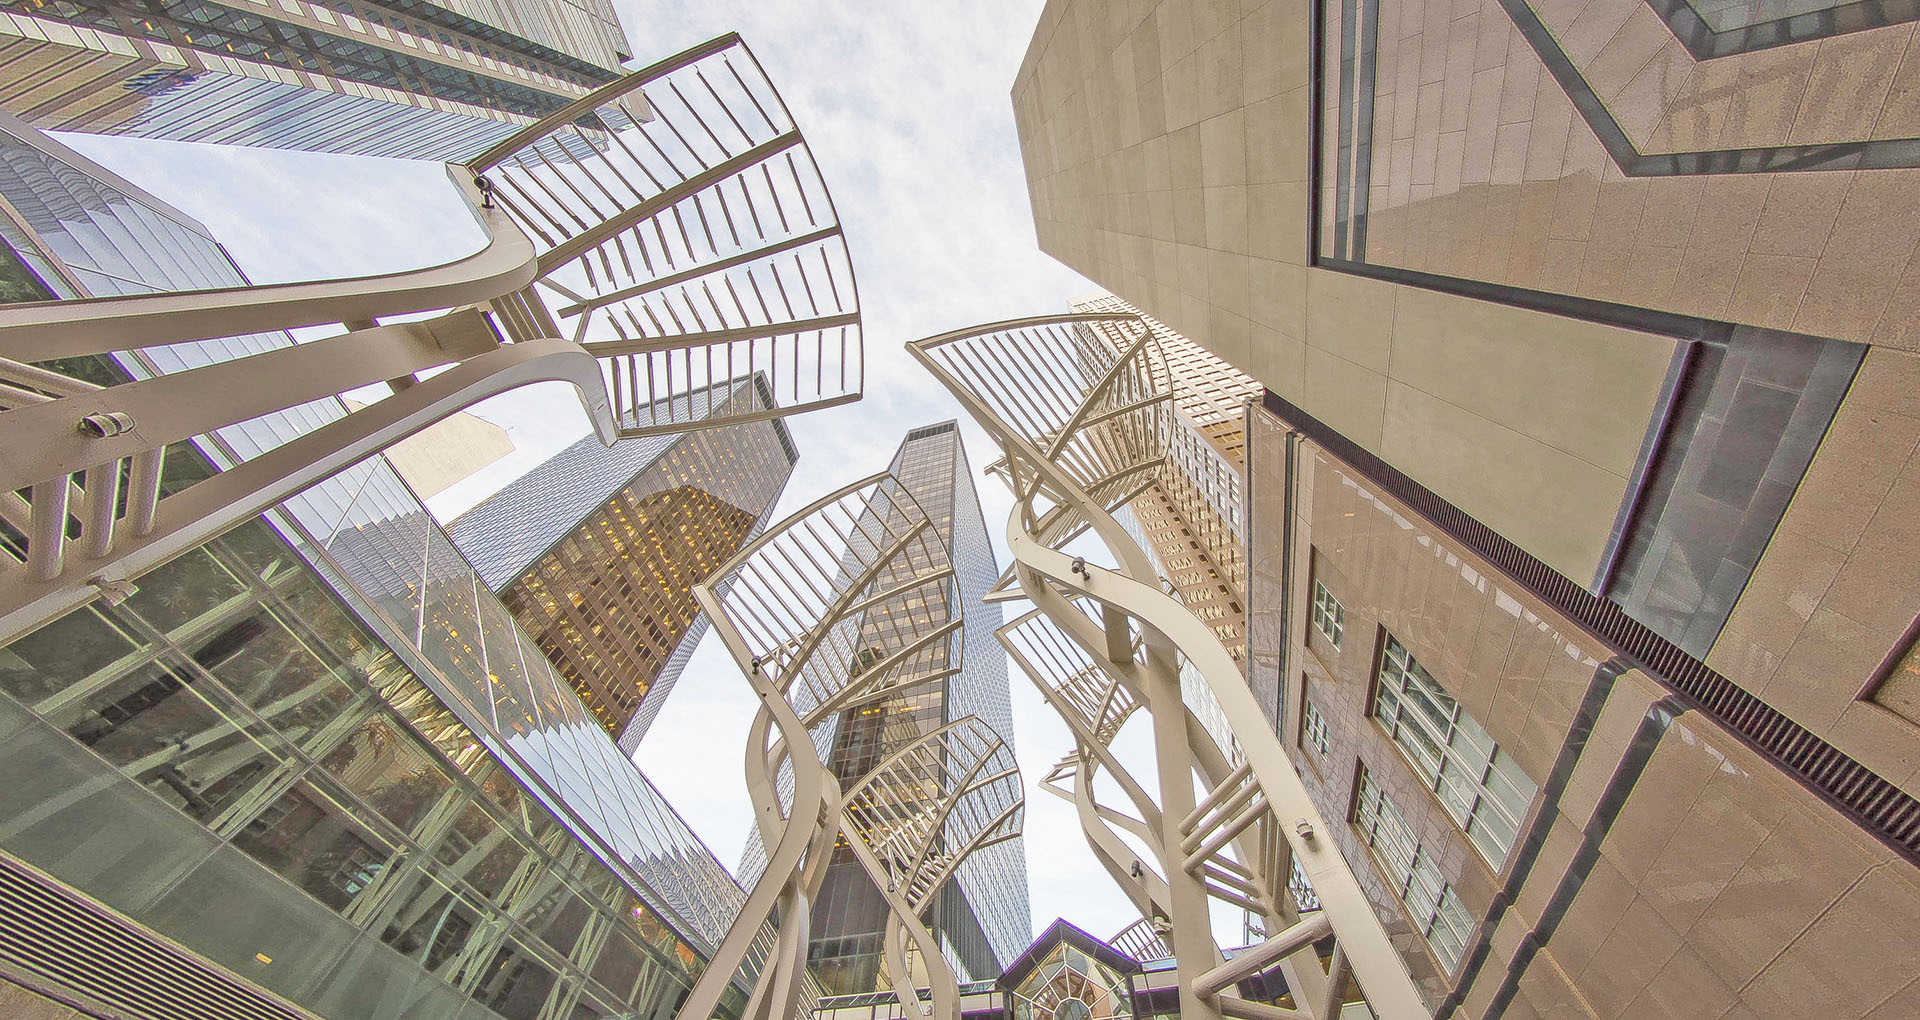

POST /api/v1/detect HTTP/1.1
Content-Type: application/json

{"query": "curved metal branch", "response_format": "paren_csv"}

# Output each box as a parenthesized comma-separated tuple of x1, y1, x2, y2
(909, 315, 1428, 1020)
(691, 467, 1021, 1020)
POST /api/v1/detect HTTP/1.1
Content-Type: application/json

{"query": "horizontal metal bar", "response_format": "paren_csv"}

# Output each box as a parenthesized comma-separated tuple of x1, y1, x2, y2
(1194, 913, 1331, 1000)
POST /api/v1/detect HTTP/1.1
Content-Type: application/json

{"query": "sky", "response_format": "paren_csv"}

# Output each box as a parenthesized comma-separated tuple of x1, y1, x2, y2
(58, 0, 1232, 952)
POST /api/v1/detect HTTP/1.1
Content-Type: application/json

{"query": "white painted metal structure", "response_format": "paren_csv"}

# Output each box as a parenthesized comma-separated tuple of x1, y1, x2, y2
(908, 313, 1426, 1020)
(0, 32, 859, 642)
(687, 471, 1023, 1020)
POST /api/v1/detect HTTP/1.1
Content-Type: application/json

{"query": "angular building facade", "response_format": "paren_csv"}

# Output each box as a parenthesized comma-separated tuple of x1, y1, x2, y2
(0, 116, 758, 1020)
(805, 422, 1031, 995)
(1076, 292, 1259, 666)
(0, 0, 629, 159)
(449, 379, 798, 752)
(1017, 2, 1920, 1017)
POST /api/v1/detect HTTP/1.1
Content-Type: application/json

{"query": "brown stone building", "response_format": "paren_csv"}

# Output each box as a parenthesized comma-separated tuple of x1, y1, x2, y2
(1016, 1, 1920, 1016)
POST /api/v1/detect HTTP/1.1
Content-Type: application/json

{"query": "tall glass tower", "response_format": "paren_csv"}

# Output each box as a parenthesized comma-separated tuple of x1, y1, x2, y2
(449, 377, 799, 752)
(805, 421, 1031, 994)
(0, 0, 630, 158)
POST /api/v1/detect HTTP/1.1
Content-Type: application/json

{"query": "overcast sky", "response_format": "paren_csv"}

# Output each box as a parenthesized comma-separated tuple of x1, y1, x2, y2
(60, 0, 1233, 950)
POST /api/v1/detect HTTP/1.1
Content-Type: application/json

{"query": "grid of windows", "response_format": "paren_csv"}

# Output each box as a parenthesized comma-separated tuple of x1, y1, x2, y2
(1353, 770, 1473, 972)
(0, 519, 730, 1020)
(1302, 697, 1331, 757)
(1310, 580, 1345, 647)
(1372, 636, 1537, 868)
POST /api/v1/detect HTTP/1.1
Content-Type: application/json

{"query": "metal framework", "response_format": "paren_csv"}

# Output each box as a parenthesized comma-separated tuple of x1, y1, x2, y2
(0, 32, 859, 642)
(909, 314, 1426, 1019)
(688, 471, 1022, 1020)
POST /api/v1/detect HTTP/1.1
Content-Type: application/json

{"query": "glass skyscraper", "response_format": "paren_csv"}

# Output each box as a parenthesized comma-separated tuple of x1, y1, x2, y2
(0, 114, 758, 1020)
(0, 0, 629, 159)
(804, 421, 1031, 994)
(449, 378, 798, 753)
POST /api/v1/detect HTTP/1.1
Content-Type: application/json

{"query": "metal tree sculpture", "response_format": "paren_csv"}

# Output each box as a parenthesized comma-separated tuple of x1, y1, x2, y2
(909, 314, 1424, 1020)
(0, 33, 858, 640)
(689, 471, 1022, 1020)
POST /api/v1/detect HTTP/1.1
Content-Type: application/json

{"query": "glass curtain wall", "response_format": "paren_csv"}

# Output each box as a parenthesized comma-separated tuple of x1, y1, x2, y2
(0, 515, 742, 1020)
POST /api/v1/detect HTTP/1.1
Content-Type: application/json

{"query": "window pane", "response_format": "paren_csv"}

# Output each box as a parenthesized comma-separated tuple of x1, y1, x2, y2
(589, 930, 649, 1002)
(319, 713, 454, 835)
(1374, 633, 1537, 868)
(125, 547, 245, 633)
(230, 784, 396, 914)
(435, 799, 530, 902)
(48, 656, 291, 824)
(200, 609, 360, 739)
(473, 940, 562, 1020)
(0, 694, 221, 916)
(378, 868, 490, 975)
(1, 606, 137, 702)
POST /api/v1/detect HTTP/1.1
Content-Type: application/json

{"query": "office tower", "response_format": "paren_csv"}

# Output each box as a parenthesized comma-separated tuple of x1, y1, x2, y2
(1016, 2, 1920, 1016)
(343, 397, 515, 501)
(0, 114, 756, 1020)
(806, 422, 1031, 994)
(0, 0, 629, 158)
(1074, 292, 1258, 665)
(448, 377, 799, 752)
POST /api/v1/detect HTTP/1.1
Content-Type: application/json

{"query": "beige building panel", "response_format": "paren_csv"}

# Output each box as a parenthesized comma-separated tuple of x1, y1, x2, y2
(1711, 346, 1920, 792)
(1302, 345, 1386, 451)
(1382, 381, 1628, 581)
(1385, 286, 1672, 479)
(1304, 269, 1395, 373)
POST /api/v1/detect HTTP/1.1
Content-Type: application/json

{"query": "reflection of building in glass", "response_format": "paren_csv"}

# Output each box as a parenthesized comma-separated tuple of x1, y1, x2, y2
(805, 422, 1030, 994)
(0, 0, 631, 158)
(0, 115, 756, 1020)
(449, 378, 798, 751)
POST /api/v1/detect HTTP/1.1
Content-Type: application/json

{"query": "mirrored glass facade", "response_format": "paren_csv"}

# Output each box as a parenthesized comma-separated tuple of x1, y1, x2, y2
(806, 422, 1030, 994)
(449, 378, 797, 751)
(0, 0, 627, 159)
(0, 518, 741, 1020)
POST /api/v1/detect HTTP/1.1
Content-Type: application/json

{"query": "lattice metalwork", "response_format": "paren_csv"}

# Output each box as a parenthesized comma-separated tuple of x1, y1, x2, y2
(0, 32, 860, 643)
(688, 471, 1021, 1020)
(1110, 918, 1175, 964)
(910, 314, 1426, 1020)
(841, 716, 1021, 912)
(911, 313, 1170, 558)
(468, 33, 860, 437)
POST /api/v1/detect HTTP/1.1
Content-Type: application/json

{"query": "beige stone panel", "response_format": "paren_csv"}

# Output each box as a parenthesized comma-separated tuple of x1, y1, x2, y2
(1380, 382, 1630, 582)
(1244, 86, 1309, 185)
(1247, 256, 1307, 339)
(1301, 346, 1387, 451)
(1386, 286, 1673, 479)
(1797, 171, 1920, 342)
(1703, 521, 1842, 679)
(1576, 895, 1684, 1019)
(1252, 323, 1307, 405)
(1788, 27, 1912, 145)
(1687, 770, 1880, 993)
(1302, 269, 1397, 373)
